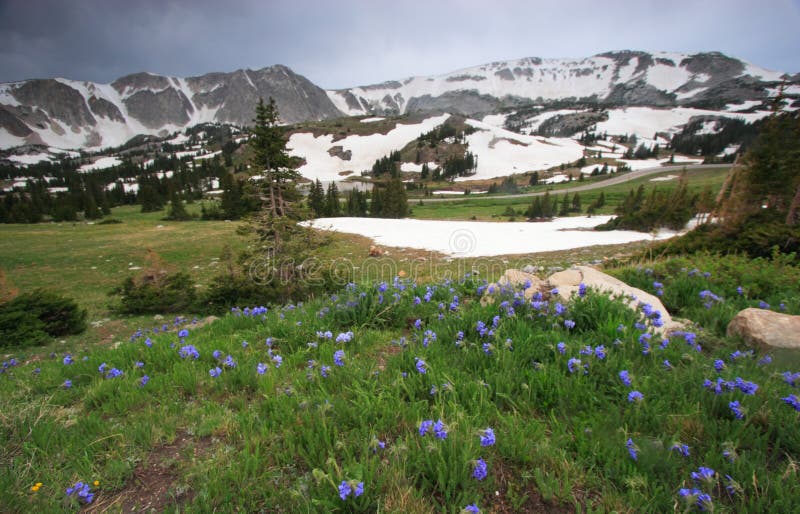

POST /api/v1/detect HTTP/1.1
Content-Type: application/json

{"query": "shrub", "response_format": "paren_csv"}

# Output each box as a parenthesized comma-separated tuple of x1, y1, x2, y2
(111, 250, 197, 314)
(0, 290, 86, 348)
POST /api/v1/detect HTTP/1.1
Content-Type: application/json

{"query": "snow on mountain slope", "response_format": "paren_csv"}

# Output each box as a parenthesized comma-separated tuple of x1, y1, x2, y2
(328, 51, 790, 116)
(460, 119, 583, 181)
(287, 114, 450, 182)
(594, 106, 773, 139)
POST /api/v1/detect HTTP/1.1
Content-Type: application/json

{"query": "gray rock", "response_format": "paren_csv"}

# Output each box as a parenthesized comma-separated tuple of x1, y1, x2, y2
(536, 111, 609, 137)
(727, 308, 800, 349)
(124, 88, 194, 129)
(10, 79, 96, 127)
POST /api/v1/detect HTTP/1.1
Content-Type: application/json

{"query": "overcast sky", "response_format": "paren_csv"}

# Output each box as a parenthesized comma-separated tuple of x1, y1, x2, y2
(1, 0, 798, 88)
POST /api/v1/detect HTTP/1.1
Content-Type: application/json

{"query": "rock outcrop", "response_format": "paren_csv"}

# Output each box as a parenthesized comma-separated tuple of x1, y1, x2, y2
(727, 308, 800, 349)
(483, 265, 689, 334)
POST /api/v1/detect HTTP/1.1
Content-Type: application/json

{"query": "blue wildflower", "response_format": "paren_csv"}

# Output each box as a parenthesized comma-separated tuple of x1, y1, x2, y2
(480, 427, 496, 446)
(626, 438, 638, 461)
(594, 345, 606, 359)
(619, 370, 632, 387)
(272, 354, 283, 368)
(415, 357, 427, 374)
(472, 458, 488, 480)
(781, 394, 800, 411)
(63, 354, 73, 365)
(564, 319, 575, 329)
(691, 466, 716, 484)
(336, 331, 354, 343)
(557, 342, 566, 354)
(671, 443, 690, 457)
(567, 358, 582, 374)
(223, 355, 237, 368)
(730, 400, 746, 419)
(338, 480, 351, 500)
(66, 481, 94, 504)
(714, 359, 725, 372)
(333, 350, 345, 367)
(419, 419, 433, 436)
(179, 345, 200, 360)
(463, 504, 481, 513)
(628, 390, 644, 403)
(209, 367, 222, 378)
(63, 379, 72, 388)
(139, 375, 149, 387)
(433, 419, 448, 439)
(578, 283, 587, 297)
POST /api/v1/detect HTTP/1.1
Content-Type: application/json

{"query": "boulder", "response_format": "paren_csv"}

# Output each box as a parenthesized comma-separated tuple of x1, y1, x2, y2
(727, 308, 800, 349)
(547, 265, 682, 334)
(482, 269, 546, 305)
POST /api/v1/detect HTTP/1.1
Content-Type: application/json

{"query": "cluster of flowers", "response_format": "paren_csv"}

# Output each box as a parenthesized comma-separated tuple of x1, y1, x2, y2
(338, 479, 364, 500)
(418, 419, 448, 439)
(65, 480, 94, 505)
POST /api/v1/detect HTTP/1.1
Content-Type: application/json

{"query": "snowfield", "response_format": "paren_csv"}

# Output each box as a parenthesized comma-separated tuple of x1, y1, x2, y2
(459, 119, 584, 181)
(305, 216, 682, 257)
(78, 156, 123, 172)
(595, 107, 772, 140)
(287, 114, 450, 182)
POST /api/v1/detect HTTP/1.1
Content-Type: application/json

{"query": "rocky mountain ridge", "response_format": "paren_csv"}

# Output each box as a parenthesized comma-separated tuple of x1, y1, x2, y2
(1, 50, 796, 152)
(328, 51, 795, 117)
(0, 65, 342, 150)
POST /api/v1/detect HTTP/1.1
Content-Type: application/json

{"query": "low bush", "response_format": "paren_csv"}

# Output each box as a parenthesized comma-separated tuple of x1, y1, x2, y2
(111, 250, 197, 314)
(0, 290, 86, 348)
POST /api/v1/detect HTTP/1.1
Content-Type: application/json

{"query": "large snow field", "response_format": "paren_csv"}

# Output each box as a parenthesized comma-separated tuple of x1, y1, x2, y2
(306, 216, 681, 257)
(459, 119, 584, 181)
(595, 107, 772, 140)
(287, 114, 450, 182)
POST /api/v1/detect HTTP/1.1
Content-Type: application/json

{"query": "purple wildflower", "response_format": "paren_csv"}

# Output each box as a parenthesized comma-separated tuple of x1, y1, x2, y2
(472, 458, 488, 480)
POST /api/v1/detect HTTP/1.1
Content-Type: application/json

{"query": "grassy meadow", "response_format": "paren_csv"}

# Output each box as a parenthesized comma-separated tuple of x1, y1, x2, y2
(3, 165, 800, 512)
(2, 252, 800, 512)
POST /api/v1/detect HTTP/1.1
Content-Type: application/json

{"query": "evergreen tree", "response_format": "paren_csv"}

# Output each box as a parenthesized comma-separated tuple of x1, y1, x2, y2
(559, 193, 570, 216)
(381, 179, 409, 218)
(572, 193, 582, 213)
(83, 192, 101, 220)
(166, 187, 191, 221)
(307, 179, 326, 217)
(324, 182, 341, 217)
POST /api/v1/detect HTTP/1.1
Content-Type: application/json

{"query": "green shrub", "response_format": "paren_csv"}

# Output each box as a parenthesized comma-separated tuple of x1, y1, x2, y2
(113, 271, 196, 314)
(0, 290, 86, 348)
(111, 250, 197, 314)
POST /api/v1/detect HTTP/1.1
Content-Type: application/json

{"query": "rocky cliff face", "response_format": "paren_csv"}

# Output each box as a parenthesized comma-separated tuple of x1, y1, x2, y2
(0, 65, 343, 150)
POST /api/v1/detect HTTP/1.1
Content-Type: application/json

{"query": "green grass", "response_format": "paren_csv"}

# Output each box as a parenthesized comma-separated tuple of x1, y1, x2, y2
(2, 256, 799, 512)
(411, 167, 730, 221)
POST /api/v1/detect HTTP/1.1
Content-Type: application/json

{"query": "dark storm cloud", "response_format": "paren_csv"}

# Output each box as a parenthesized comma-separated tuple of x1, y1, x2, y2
(1, 0, 798, 88)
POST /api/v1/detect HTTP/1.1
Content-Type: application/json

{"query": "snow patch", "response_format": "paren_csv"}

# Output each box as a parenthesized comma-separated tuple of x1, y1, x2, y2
(304, 216, 682, 257)
(287, 114, 450, 182)
(79, 156, 122, 172)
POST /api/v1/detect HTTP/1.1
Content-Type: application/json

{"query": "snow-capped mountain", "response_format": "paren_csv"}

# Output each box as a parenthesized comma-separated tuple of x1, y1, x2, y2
(0, 51, 795, 152)
(0, 65, 342, 150)
(328, 51, 791, 116)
